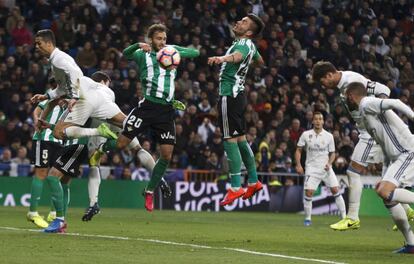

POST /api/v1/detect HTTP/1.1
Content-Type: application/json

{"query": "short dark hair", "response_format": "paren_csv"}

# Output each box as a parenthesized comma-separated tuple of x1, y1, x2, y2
(313, 111, 324, 119)
(35, 29, 56, 46)
(345, 82, 367, 97)
(311, 61, 337, 82)
(91, 71, 111, 83)
(247, 13, 264, 38)
(147, 23, 167, 39)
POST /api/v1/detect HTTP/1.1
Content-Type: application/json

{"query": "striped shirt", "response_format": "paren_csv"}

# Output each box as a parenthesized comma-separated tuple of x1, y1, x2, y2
(219, 38, 259, 97)
(124, 44, 199, 105)
(32, 100, 64, 143)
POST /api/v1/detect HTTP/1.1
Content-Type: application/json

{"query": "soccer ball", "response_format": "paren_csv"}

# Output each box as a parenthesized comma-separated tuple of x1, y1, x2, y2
(156, 46, 180, 70)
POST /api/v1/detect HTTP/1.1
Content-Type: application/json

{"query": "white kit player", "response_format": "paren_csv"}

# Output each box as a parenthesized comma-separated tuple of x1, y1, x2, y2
(30, 29, 120, 141)
(311, 61, 394, 230)
(345, 82, 414, 254)
(295, 112, 346, 226)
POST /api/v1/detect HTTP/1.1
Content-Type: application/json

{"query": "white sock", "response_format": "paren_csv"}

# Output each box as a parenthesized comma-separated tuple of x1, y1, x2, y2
(304, 195, 312, 220)
(347, 169, 362, 220)
(388, 203, 414, 245)
(137, 149, 155, 172)
(334, 193, 347, 219)
(28, 211, 39, 216)
(391, 189, 414, 204)
(65, 126, 99, 138)
(88, 167, 101, 206)
(401, 203, 412, 214)
(49, 211, 56, 216)
(128, 137, 141, 150)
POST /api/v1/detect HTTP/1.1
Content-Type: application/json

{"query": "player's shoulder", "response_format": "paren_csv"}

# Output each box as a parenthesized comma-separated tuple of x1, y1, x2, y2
(301, 130, 312, 137)
(342, 71, 367, 82)
(322, 129, 334, 138)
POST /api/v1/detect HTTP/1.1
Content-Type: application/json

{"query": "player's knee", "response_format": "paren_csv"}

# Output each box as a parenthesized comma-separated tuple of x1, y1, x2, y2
(348, 162, 365, 175)
(53, 124, 65, 139)
(305, 189, 314, 197)
(331, 187, 339, 195)
(376, 183, 393, 201)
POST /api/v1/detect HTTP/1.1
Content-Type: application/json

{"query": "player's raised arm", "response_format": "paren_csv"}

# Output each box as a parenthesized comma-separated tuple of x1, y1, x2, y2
(363, 98, 414, 120)
(252, 51, 264, 66)
(122, 42, 150, 60)
(173, 45, 200, 58)
(208, 51, 244, 65)
(373, 81, 390, 98)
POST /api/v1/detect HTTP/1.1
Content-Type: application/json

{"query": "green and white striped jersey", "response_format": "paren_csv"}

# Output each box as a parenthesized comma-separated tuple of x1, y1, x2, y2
(64, 137, 88, 146)
(219, 38, 259, 97)
(32, 100, 64, 143)
(123, 44, 199, 105)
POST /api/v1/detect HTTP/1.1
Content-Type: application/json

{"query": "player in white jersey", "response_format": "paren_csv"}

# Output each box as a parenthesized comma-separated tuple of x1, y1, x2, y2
(30, 29, 119, 142)
(312, 61, 395, 230)
(295, 112, 346, 226)
(345, 82, 414, 254)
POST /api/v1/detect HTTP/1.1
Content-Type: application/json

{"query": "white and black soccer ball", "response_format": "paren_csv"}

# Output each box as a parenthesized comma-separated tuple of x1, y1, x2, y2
(156, 46, 181, 70)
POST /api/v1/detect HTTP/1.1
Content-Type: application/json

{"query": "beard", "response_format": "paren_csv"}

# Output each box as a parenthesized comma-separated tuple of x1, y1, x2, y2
(346, 98, 359, 111)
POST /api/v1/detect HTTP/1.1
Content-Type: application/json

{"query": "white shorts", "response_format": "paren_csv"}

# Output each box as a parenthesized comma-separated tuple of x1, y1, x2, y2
(351, 138, 383, 166)
(382, 153, 414, 187)
(304, 168, 339, 190)
(63, 77, 121, 125)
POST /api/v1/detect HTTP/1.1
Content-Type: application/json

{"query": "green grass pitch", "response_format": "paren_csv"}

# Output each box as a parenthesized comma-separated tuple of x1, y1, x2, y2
(0, 206, 413, 263)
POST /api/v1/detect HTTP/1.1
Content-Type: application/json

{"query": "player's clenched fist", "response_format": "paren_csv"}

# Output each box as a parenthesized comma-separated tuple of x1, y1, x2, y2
(207, 56, 224, 65)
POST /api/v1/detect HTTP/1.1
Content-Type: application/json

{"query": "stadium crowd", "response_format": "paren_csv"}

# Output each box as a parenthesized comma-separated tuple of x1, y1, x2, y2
(0, 0, 413, 180)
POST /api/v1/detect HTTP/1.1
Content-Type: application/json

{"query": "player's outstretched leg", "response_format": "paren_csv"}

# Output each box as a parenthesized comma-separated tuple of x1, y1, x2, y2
(220, 141, 245, 206)
(82, 202, 101, 221)
(238, 140, 262, 200)
(387, 203, 414, 253)
(43, 175, 66, 233)
(27, 174, 49, 228)
(392, 204, 414, 231)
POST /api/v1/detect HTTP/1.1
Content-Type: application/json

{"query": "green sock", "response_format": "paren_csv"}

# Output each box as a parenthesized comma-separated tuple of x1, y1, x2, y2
(223, 141, 242, 188)
(103, 139, 117, 152)
(29, 176, 44, 212)
(47, 176, 64, 218)
(62, 184, 70, 217)
(146, 159, 169, 191)
(238, 140, 258, 183)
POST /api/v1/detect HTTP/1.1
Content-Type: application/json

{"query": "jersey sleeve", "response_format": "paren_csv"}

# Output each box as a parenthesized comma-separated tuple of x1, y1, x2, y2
(359, 97, 382, 115)
(233, 43, 250, 60)
(297, 132, 306, 148)
(173, 45, 200, 58)
(377, 98, 414, 119)
(37, 100, 48, 110)
(50, 58, 83, 99)
(328, 134, 335, 152)
(123, 43, 140, 59)
(253, 48, 260, 61)
(373, 81, 390, 97)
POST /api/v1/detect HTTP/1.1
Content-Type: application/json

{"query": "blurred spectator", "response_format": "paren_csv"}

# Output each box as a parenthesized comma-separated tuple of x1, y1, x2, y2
(0, 148, 12, 176)
(1, 0, 414, 177)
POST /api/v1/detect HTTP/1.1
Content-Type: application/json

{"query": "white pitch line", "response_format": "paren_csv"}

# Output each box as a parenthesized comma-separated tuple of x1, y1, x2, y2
(0, 226, 346, 264)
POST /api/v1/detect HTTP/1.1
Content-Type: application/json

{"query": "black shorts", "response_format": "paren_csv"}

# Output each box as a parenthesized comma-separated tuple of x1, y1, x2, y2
(218, 93, 247, 139)
(122, 99, 176, 145)
(32, 141, 64, 168)
(53, 144, 88, 178)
